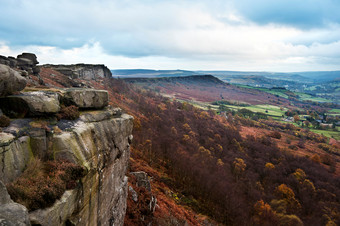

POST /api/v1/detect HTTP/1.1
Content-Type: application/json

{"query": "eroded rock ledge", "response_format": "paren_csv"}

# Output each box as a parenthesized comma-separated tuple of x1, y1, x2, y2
(41, 64, 112, 80)
(0, 88, 133, 226)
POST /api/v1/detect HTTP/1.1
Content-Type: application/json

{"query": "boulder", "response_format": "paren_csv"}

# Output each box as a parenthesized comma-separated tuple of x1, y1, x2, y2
(16, 58, 34, 74)
(130, 171, 152, 192)
(80, 106, 122, 122)
(16, 53, 40, 75)
(0, 181, 30, 226)
(0, 64, 27, 97)
(17, 53, 39, 64)
(62, 88, 108, 109)
(0, 55, 10, 66)
(0, 91, 60, 117)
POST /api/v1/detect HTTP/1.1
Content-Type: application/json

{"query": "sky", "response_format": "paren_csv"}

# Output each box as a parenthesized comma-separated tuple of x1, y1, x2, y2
(0, 0, 340, 72)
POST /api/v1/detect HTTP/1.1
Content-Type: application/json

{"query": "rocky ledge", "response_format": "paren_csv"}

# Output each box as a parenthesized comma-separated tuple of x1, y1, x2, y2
(0, 87, 133, 226)
(41, 64, 112, 80)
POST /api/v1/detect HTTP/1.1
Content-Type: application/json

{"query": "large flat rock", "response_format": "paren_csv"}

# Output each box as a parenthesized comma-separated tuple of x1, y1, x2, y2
(0, 64, 27, 97)
(0, 91, 60, 117)
(62, 88, 108, 109)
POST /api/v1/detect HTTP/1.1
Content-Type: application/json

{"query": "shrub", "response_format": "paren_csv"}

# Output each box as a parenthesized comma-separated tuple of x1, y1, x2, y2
(0, 115, 10, 127)
(288, 145, 298, 150)
(269, 131, 281, 139)
(56, 105, 80, 120)
(6, 158, 85, 211)
(311, 154, 321, 163)
(297, 139, 305, 148)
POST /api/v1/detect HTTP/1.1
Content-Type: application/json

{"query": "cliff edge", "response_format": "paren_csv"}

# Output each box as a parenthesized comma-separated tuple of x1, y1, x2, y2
(0, 60, 133, 225)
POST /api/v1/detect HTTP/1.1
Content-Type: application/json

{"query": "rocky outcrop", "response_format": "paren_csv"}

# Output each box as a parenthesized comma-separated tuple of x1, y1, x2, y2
(29, 113, 133, 226)
(0, 64, 27, 97)
(0, 53, 40, 76)
(0, 91, 60, 117)
(0, 181, 30, 226)
(42, 64, 112, 80)
(0, 87, 133, 226)
(0, 88, 109, 117)
(62, 88, 109, 109)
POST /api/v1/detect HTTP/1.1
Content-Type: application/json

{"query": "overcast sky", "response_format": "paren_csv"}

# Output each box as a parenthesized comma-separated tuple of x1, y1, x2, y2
(1, 0, 340, 71)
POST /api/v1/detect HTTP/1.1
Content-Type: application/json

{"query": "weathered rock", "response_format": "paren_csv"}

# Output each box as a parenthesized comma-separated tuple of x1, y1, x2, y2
(80, 106, 122, 122)
(0, 53, 40, 77)
(0, 133, 32, 184)
(129, 186, 138, 202)
(28, 128, 47, 160)
(0, 90, 133, 226)
(0, 91, 60, 117)
(2, 119, 32, 138)
(0, 64, 27, 97)
(42, 64, 112, 80)
(29, 113, 133, 226)
(0, 181, 30, 226)
(17, 53, 39, 65)
(62, 88, 108, 109)
(130, 171, 152, 192)
(0, 55, 10, 66)
(0, 181, 12, 204)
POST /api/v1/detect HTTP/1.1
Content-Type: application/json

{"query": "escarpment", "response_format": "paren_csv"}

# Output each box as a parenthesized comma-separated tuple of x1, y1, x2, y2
(0, 58, 133, 226)
(41, 64, 112, 80)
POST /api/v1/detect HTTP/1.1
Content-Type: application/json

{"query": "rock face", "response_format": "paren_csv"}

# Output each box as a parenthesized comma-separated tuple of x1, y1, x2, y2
(0, 181, 30, 226)
(42, 64, 112, 80)
(0, 133, 32, 184)
(62, 88, 109, 109)
(0, 87, 133, 226)
(29, 113, 133, 226)
(0, 88, 109, 117)
(0, 91, 60, 117)
(0, 64, 27, 97)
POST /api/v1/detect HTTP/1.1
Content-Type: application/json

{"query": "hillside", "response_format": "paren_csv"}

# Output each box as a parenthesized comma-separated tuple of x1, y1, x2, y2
(117, 69, 340, 104)
(1, 60, 340, 225)
(123, 75, 293, 106)
(40, 67, 340, 225)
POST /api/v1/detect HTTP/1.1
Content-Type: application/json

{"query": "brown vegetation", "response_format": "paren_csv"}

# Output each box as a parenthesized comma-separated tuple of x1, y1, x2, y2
(6, 158, 85, 211)
(0, 115, 10, 127)
(39, 68, 340, 225)
(56, 105, 80, 120)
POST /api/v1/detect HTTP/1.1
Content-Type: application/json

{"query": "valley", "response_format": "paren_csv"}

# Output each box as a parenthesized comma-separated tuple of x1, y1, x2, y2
(123, 75, 340, 141)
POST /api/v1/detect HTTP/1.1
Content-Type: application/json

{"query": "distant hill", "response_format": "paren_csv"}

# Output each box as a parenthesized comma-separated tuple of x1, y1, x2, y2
(112, 69, 340, 83)
(295, 71, 340, 82)
(123, 74, 295, 106)
(111, 69, 199, 78)
(197, 71, 312, 83)
(123, 74, 225, 85)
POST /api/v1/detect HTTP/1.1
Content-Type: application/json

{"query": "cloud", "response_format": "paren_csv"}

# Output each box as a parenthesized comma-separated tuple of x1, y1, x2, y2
(0, 0, 340, 71)
(232, 0, 340, 29)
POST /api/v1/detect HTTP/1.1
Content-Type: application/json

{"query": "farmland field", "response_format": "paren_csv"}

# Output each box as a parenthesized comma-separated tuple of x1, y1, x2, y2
(310, 128, 340, 140)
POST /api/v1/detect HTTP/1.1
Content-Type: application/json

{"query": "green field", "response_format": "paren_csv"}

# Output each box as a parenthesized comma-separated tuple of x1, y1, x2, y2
(310, 128, 340, 140)
(296, 92, 332, 102)
(236, 85, 290, 98)
(330, 109, 340, 113)
(220, 104, 286, 118)
(235, 84, 334, 103)
(177, 95, 340, 141)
